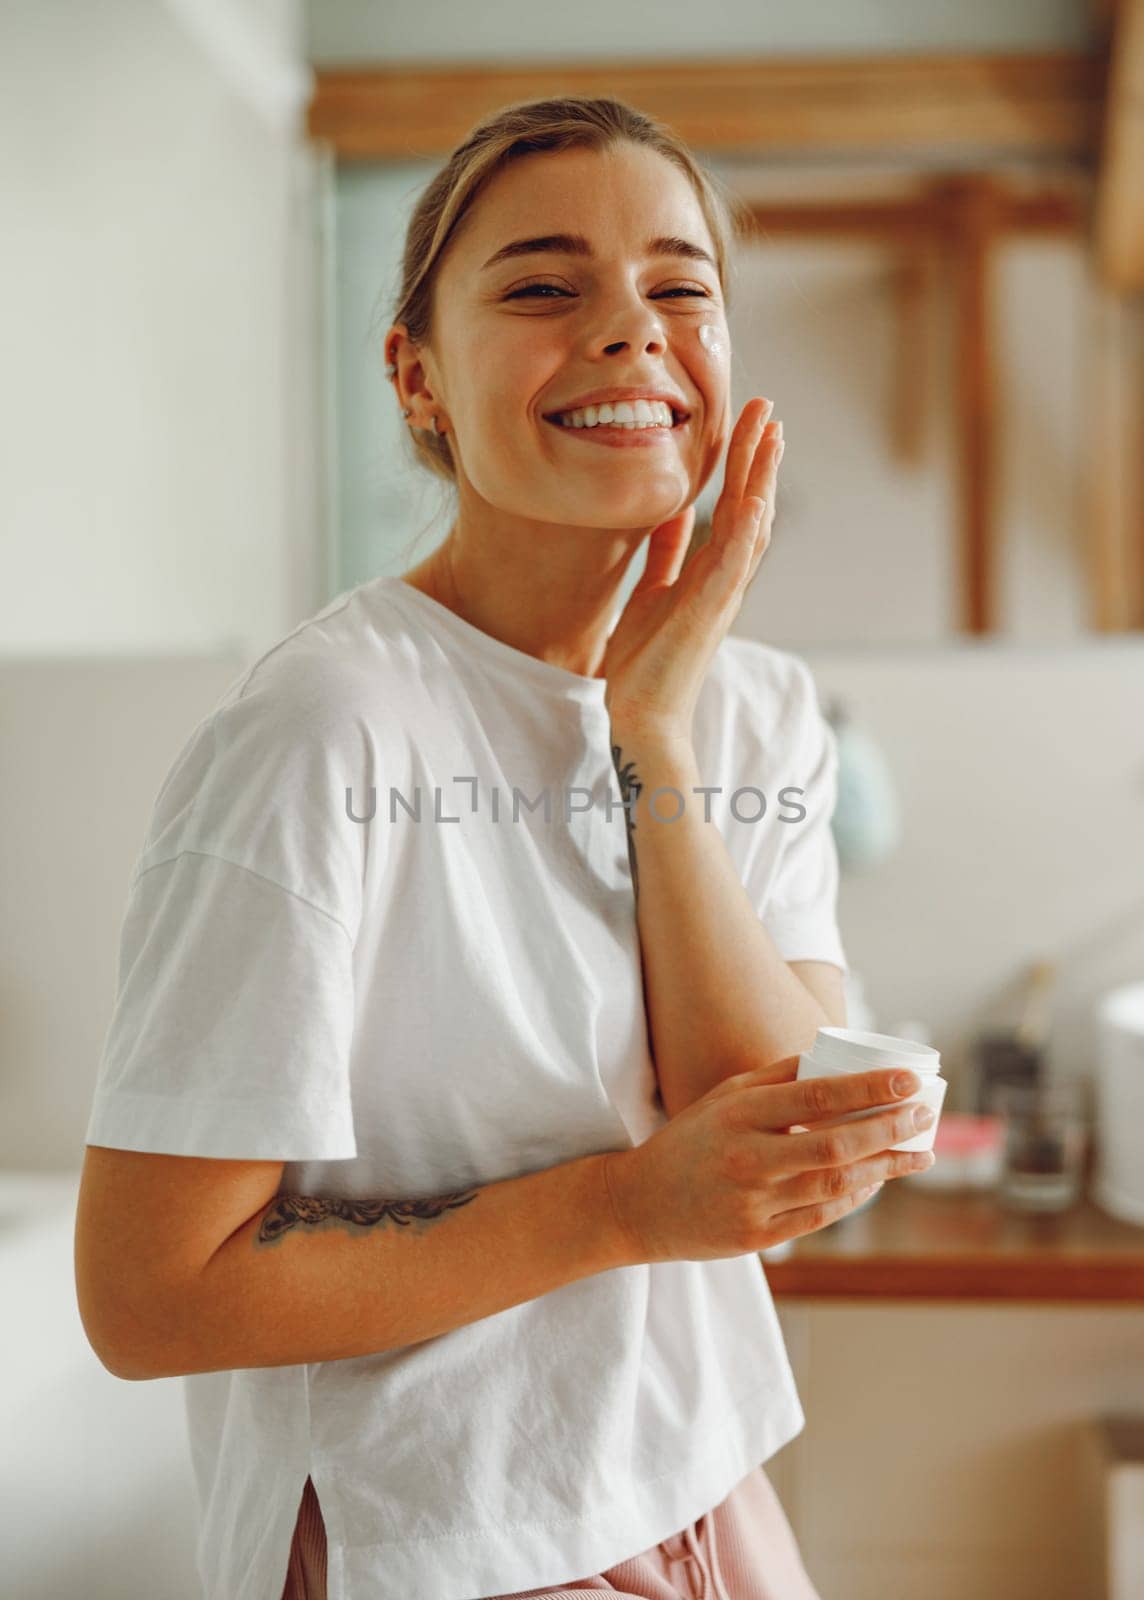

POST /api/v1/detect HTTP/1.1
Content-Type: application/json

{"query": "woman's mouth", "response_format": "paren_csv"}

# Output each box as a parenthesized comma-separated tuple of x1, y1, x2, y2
(542, 408, 690, 449)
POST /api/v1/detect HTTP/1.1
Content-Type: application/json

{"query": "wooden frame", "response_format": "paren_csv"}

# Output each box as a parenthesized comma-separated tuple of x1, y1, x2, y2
(740, 177, 1087, 632)
(1091, 1, 1144, 629)
(1095, 0, 1144, 289)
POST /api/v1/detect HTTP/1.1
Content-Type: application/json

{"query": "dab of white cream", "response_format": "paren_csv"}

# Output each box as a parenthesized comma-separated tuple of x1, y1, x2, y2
(698, 323, 724, 357)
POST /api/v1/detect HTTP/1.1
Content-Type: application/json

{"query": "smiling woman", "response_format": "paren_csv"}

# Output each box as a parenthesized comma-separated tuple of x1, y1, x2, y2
(373, 98, 845, 1599)
(383, 151, 744, 611)
(384, 97, 747, 489)
(78, 94, 859, 1600)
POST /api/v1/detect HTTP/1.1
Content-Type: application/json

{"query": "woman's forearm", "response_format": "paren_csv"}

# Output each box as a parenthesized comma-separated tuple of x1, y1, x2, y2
(102, 1152, 634, 1381)
(611, 729, 829, 1119)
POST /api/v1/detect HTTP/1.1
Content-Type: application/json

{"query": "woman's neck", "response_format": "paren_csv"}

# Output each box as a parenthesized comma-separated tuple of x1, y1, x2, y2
(398, 540, 627, 680)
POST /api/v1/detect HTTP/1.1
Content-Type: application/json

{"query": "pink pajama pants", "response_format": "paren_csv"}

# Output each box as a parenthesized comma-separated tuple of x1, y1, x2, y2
(281, 1464, 823, 1600)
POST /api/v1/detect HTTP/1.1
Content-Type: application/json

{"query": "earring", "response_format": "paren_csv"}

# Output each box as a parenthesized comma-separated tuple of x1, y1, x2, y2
(384, 363, 397, 379)
(401, 407, 412, 419)
(431, 416, 440, 436)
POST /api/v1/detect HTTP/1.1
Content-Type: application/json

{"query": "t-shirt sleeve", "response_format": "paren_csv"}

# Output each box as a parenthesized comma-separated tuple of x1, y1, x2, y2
(757, 658, 850, 977)
(84, 667, 371, 1161)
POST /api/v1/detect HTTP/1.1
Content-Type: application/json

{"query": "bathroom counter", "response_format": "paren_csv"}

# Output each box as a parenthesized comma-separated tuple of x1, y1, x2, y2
(763, 1179, 1144, 1301)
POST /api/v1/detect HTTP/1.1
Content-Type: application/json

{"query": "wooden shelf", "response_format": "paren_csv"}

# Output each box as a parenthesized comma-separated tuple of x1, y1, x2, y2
(764, 1178, 1144, 1302)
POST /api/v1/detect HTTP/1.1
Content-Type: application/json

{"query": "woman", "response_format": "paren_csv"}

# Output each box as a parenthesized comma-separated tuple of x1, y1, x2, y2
(77, 96, 934, 1600)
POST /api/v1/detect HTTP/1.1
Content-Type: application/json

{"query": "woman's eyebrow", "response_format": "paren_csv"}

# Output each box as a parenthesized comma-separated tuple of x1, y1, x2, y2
(479, 233, 717, 273)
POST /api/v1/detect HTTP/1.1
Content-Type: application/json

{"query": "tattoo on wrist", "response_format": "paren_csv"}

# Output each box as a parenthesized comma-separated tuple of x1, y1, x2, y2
(255, 1189, 479, 1246)
(611, 741, 642, 902)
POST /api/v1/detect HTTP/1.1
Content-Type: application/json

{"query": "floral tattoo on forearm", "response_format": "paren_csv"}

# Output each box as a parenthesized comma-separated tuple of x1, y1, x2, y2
(611, 741, 643, 903)
(255, 1189, 479, 1246)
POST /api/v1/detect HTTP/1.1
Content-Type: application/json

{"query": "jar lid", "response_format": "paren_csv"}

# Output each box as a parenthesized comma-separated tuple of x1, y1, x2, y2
(812, 1027, 942, 1075)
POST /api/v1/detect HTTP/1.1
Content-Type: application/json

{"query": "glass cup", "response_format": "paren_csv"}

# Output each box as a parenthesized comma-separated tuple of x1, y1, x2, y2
(988, 1079, 1088, 1214)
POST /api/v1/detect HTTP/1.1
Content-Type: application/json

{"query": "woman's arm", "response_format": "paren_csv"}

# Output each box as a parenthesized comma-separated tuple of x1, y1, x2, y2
(600, 399, 848, 1119)
(82, 1145, 635, 1381)
(611, 731, 839, 1119)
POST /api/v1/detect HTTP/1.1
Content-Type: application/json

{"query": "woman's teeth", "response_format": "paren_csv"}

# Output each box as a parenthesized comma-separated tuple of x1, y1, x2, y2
(552, 399, 676, 430)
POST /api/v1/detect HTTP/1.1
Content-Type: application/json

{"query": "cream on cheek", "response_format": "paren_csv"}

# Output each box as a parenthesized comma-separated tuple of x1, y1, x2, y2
(694, 321, 731, 429)
(692, 320, 733, 481)
(697, 322, 725, 360)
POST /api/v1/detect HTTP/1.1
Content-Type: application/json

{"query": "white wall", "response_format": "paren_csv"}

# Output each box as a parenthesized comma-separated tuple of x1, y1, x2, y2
(0, 0, 326, 658)
(0, 656, 246, 1171)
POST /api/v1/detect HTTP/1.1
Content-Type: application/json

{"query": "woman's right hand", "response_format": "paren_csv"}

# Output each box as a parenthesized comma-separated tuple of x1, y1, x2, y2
(602, 1062, 936, 1264)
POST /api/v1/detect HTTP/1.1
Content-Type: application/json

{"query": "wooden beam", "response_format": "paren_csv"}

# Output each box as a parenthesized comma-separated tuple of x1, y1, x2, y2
(932, 174, 1005, 633)
(1095, 0, 1144, 288)
(1091, 0, 1123, 40)
(308, 52, 1108, 163)
(741, 188, 1086, 243)
(1088, 286, 1144, 628)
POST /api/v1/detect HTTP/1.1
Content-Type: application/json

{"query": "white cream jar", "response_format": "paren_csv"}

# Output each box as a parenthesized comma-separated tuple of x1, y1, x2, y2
(795, 1027, 947, 1153)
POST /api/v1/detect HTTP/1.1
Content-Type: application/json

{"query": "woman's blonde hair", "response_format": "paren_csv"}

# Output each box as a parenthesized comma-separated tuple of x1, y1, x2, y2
(386, 94, 751, 485)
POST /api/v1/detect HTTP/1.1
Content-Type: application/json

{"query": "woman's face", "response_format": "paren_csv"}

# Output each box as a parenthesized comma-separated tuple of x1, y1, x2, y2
(403, 143, 733, 539)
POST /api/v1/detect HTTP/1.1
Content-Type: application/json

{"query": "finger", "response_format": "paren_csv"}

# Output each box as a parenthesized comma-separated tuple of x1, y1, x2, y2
(709, 400, 771, 561)
(695, 498, 764, 612)
(744, 431, 781, 564)
(760, 1185, 881, 1248)
(773, 1098, 931, 1176)
(723, 401, 772, 506)
(735, 1065, 920, 1134)
(631, 508, 694, 596)
(744, 421, 782, 513)
(744, 431, 782, 583)
(710, 403, 774, 579)
(773, 1147, 934, 1206)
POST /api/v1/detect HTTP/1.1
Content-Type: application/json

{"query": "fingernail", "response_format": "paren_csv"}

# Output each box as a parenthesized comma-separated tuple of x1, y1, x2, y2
(892, 1073, 919, 1096)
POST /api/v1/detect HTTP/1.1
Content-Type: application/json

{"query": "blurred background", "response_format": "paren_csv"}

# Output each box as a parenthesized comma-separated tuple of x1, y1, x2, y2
(3, 2, 1144, 1596)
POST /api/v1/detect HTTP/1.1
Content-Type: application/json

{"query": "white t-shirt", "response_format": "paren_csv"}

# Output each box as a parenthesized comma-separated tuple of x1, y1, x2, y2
(85, 573, 848, 1600)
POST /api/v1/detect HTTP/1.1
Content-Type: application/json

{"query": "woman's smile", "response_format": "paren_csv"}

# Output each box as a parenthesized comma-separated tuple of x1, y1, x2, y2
(543, 415, 692, 449)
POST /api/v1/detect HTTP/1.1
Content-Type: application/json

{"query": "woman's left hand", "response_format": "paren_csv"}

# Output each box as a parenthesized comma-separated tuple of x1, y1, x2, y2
(601, 397, 783, 747)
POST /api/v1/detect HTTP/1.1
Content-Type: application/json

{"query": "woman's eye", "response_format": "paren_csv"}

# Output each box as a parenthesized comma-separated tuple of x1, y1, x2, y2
(504, 285, 710, 300)
(504, 284, 571, 299)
